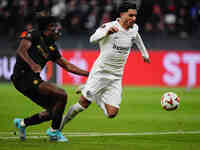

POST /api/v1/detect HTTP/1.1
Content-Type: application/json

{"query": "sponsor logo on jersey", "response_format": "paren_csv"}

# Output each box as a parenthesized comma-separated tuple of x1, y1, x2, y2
(113, 44, 130, 53)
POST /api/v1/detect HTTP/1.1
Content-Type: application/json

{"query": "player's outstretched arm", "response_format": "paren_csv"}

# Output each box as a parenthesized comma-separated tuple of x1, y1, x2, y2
(17, 39, 42, 72)
(56, 56, 89, 77)
(90, 25, 118, 43)
(135, 33, 150, 64)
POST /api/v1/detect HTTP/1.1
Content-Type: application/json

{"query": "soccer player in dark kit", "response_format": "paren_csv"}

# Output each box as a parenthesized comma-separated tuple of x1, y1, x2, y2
(11, 16, 89, 142)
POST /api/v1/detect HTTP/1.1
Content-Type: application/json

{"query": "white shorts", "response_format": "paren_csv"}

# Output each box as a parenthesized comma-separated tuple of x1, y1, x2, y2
(81, 71, 122, 108)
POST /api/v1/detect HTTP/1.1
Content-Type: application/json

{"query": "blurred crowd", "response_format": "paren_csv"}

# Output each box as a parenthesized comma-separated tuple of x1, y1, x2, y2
(0, 0, 200, 40)
(143, 0, 200, 39)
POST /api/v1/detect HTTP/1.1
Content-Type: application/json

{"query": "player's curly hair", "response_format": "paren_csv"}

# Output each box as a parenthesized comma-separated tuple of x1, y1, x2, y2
(37, 16, 58, 31)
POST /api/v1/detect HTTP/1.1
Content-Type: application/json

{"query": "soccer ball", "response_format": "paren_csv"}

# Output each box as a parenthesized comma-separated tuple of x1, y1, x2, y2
(161, 92, 180, 111)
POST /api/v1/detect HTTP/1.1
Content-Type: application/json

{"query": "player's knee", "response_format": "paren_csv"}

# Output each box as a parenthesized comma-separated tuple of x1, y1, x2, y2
(62, 91, 68, 104)
(104, 105, 119, 119)
(106, 109, 118, 119)
(59, 89, 68, 104)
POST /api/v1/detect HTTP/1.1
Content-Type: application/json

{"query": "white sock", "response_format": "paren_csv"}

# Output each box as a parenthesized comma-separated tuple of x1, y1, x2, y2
(59, 102, 85, 130)
(20, 119, 26, 127)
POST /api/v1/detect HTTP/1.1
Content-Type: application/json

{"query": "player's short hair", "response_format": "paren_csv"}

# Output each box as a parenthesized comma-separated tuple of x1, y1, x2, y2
(119, 2, 137, 13)
(37, 16, 58, 31)
(35, 7, 51, 17)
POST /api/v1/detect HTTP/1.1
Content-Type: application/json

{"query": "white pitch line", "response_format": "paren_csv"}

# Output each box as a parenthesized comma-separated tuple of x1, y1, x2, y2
(0, 131, 200, 139)
(0, 136, 48, 140)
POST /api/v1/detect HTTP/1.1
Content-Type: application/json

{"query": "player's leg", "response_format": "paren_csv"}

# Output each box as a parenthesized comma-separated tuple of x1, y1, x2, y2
(14, 81, 68, 141)
(60, 74, 111, 130)
(59, 75, 103, 130)
(38, 82, 67, 129)
(18, 89, 53, 128)
(14, 110, 51, 140)
(11, 74, 43, 140)
(17, 81, 67, 128)
(12, 72, 67, 141)
(59, 95, 90, 130)
(13, 83, 53, 140)
(23, 111, 51, 126)
(105, 104, 119, 118)
(37, 81, 69, 141)
(98, 79, 122, 118)
(16, 110, 51, 128)
(96, 99, 119, 118)
(17, 81, 68, 141)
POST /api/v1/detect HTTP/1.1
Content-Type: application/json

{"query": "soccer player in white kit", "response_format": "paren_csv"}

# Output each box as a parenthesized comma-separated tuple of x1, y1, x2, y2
(60, 2, 150, 130)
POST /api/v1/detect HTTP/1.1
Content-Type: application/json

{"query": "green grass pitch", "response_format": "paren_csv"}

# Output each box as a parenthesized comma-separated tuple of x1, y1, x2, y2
(0, 83, 200, 150)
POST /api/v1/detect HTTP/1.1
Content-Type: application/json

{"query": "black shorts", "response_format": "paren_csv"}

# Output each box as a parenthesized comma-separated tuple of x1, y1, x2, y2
(11, 71, 55, 109)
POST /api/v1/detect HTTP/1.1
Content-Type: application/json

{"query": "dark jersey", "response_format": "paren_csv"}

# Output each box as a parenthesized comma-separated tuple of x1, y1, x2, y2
(13, 30, 61, 74)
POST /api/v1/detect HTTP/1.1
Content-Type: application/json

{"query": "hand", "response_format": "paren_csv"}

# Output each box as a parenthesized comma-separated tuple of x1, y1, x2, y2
(31, 64, 42, 73)
(143, 57, 150, 64)
(106, 27, 119, 35)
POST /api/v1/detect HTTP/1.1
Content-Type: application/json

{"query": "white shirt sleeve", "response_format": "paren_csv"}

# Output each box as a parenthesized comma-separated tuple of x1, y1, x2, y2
(135, 32, 149, 59)
(89, 24, 111, 43)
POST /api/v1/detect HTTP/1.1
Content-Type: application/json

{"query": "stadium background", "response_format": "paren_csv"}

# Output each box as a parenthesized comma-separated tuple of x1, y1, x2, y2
(0, 0, 200, 87)
(0, 1, 200, 149)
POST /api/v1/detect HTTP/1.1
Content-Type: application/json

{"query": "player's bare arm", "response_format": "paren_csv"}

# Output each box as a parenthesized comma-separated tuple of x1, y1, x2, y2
(17, 39, 42, 72)
(56, 56, 89, 77)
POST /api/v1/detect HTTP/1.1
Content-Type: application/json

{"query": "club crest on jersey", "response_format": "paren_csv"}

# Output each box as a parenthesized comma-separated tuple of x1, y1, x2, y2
(33, 80, 39, 85)
(131, 37, 136, 43)
(49, 46, 55, 51)
(101, 24, 106, 28)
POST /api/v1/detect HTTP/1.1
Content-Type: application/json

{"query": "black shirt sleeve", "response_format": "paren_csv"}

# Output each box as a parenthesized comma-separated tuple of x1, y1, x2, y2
(21, 31, 41, 43)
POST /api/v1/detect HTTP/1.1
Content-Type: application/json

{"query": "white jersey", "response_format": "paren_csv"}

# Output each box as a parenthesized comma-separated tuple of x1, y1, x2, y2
(89, 19, 149, 77)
